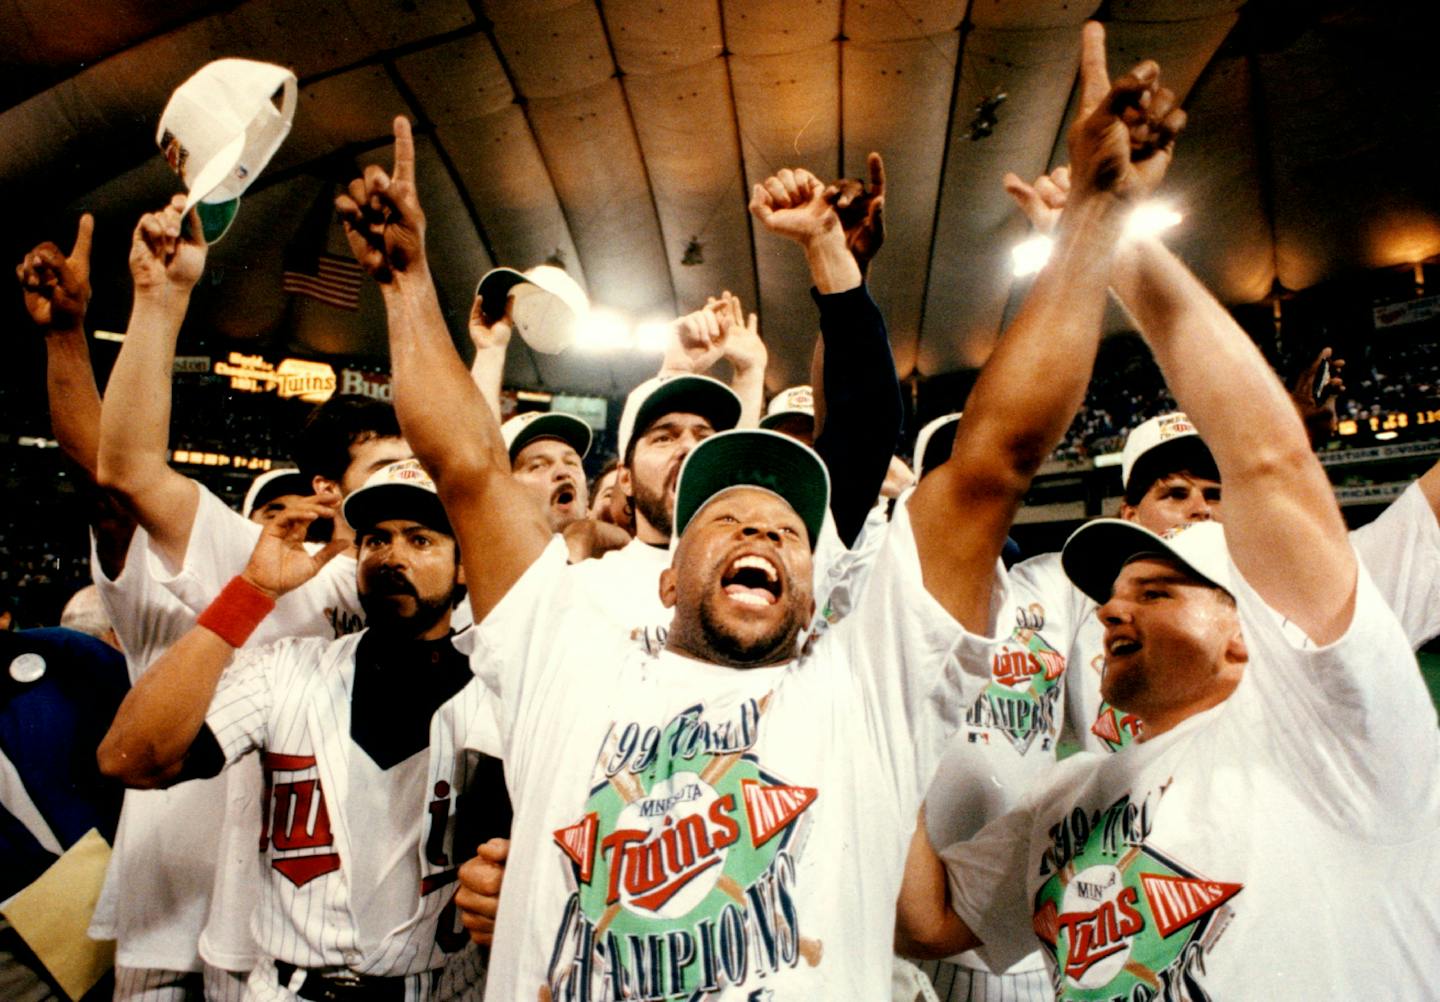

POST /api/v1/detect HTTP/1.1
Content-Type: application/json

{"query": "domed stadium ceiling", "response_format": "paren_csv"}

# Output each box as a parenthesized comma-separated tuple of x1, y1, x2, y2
(3, 0, 1437, 397)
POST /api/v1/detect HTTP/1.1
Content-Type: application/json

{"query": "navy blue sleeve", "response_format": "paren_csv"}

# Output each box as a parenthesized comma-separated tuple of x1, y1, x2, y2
(811, 285, 904, 546)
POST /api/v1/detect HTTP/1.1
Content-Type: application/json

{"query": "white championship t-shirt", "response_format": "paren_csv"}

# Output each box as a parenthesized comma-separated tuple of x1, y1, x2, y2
(461, 499, 966, 1001)
(941, 555, 1440, 1000)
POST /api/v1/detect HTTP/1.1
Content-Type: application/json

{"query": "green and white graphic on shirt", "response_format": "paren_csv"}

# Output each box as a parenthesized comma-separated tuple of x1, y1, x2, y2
(545, 694, 822, 999)
(964, 613, 1066, 755)
(1033, 790, 1242, 1001)
(1089, 700, 1143, 753)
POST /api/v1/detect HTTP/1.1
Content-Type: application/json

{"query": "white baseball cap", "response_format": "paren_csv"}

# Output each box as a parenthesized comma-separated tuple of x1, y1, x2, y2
(1120, 412, 1217, 493)
(241, 467, 311, 519)
(475, 265, 589, 354)
(759, 385, 816, 431)
(913, 412, 961, 481)
(616, 374, 743, 460)
(500, 411, 592, 463)
(1061, 519, 1233, 605)
(157, 59, 297, 242)
(341, 459, 450, 536)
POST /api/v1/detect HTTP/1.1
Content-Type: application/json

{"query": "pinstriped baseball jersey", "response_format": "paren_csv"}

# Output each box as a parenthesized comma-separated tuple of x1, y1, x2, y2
(203, 629, 501, 981)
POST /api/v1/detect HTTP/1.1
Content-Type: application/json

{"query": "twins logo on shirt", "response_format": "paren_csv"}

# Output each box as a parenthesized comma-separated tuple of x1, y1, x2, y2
(1033, 786, 1242, 1001)
(964, 604, 1065, 754)
(545, 695, 821, 1000)
(260, 752, 340, 886)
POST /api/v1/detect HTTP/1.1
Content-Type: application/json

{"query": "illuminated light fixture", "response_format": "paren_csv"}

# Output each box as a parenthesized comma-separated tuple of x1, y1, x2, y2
(1375, 430, 1399, 441)
(1010, 202, 1182, 278)
(1011, 235, 1054, 277)
(95, 330, 126, 342)
(578, 307, 634, 351)
(633, 319, 674, 353)
(1125, 202, 1183, 239)
(1093, 452, 1123, 468)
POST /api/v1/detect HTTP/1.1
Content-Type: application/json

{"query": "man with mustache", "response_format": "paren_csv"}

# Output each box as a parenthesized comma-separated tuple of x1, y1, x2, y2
(98, 460, 501, 1001)
(500, 410, 594, 534)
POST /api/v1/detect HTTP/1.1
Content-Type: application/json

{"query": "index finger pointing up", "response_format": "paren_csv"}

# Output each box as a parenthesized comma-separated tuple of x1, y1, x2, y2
(392, 116, 415, 184)
(70, 214, 94, 275)
(1078, 21, 1111, 118)
(866, 152, 886, 198)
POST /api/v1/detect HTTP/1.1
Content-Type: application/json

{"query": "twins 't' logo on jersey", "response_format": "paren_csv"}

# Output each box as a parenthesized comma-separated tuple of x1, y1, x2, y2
(1033, 787, 1243, 1000)
(260, 752, 340, 887)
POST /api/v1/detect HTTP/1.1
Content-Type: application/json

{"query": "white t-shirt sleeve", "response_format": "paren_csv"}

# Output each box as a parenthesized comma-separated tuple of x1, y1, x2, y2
(1224, 551, 1440, 835)
(1349, 481, 1440, 647)
(937, 795, 1041, 973)
(825, 497, 969, 788)
(90, 527, 197, 679)
(453, 535, 577, 751)
(154, 481, 264, 614)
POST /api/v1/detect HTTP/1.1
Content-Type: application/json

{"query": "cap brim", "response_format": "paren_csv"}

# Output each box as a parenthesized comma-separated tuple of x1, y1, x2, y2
(759, 409, 815, 432)
(507, 413, 593, 461)
(674, 430, 830, 550)
(1061, 519, 1224, 605)
(342, 484, 451, 537)
(475, 268, 529, 322)
(634, 376, 743, 446)
(1124, 436, 1217, 493)
(242, 471, 311, 518)
(195, 198, 240, 243)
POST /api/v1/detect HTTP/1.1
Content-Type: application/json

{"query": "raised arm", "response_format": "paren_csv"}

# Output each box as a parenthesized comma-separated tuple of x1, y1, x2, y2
(335, 118, 549, 623)
(467, 291, 511, 423)
(909, 23, 1185, 632)
(1126, 241, 1355, 641)
(1007, 145, 1355, 640)
(95, 196, 207, 571)
(749, 162, 903, 545)
(716, 292, 767, 429)
(18, 216, 140, 577)
(98, 495, 343, 787)
(18, 215, 101, 476)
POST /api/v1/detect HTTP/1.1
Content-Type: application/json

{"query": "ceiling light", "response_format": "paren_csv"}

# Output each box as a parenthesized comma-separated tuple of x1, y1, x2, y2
(577, 307, 633, 352)
(1011, 235, 1053, 277)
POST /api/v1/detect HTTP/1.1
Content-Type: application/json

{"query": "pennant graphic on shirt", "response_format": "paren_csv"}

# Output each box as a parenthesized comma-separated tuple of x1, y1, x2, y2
(553, 812, 598, 883)
(741, 779, 818, 847)
(1139, 874, 1242, 938)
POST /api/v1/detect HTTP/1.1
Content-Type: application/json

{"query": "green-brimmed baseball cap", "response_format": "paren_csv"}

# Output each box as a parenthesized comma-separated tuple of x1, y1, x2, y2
(673, 429, 830, 551)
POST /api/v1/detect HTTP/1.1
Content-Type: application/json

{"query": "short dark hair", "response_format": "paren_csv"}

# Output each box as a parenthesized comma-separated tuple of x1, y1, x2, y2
(293, 395, 402, 484)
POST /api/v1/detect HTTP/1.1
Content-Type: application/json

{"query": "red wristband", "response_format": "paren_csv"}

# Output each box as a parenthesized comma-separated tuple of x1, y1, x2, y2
(196, 576, 277, 649)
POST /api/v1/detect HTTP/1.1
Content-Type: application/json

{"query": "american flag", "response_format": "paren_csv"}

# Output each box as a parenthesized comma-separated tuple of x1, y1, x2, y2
(282, 251, 363, 311)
